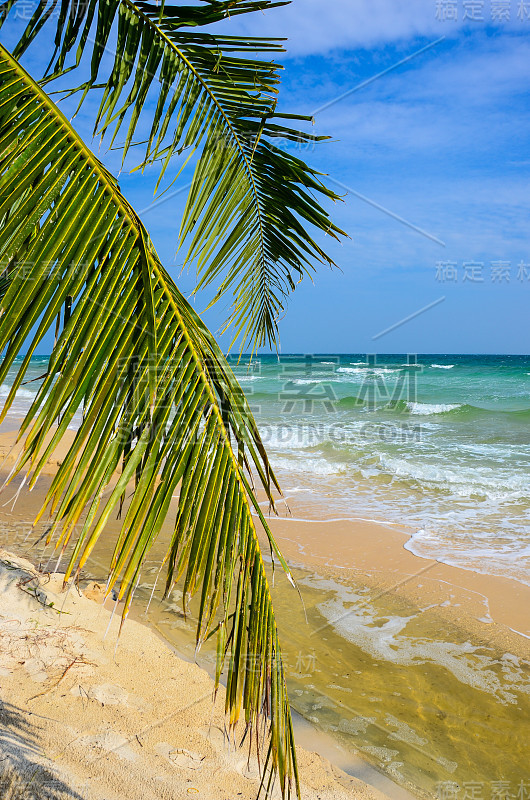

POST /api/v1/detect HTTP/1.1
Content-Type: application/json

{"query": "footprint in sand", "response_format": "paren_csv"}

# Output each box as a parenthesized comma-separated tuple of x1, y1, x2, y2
(79, 727, 137, 762)
(72, 682, 150, 711)
(198, 725, 225, 749)
(22, 657, 48, 683)
(82, 582, 106, 603)
(87, 683, 130, 706)
(197, 728, 259, 781)
(155, 742, 205, 770)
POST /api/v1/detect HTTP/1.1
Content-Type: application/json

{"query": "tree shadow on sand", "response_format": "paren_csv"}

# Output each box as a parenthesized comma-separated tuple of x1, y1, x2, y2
(0, 701, 85, 800)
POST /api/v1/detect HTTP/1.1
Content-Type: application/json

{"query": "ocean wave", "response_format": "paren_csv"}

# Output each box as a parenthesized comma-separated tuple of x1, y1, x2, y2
(338, 367, 401, 377)
(378, 454, 530, 500)
(0, 383, 37, 399)
(403, 402, 530, 422)
(337, 395, 364, 409)
(430, 364, 455, 369)
(291, 377, 340, 385)
(271, 455, 344, 477)
(406, 402, 462, 415)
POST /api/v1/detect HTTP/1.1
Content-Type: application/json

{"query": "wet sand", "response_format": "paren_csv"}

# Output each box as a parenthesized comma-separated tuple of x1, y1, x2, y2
(261, 501, 530, 650)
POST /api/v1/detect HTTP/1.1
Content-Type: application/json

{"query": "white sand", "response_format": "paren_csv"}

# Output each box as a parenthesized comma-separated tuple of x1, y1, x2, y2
(0, 549, 387, 800)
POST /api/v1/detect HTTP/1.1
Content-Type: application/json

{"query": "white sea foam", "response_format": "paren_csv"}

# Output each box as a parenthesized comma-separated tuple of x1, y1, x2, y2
(404, 529, 530, 588)
(300, 574, 528, 703)
(430, 364, 455, 369)
(378, 453, 530, 498)
(406, 402, 461, 415)
(338, 367, 400, 377)
(271, 455, 343, 477)
(292, 377, 341, 385)
(0, 383, 37, 399)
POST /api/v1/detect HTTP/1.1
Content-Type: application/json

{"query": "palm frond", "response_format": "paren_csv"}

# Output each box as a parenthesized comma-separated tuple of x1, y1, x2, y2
(0, 43, 299, 797)
(1, 0, 347, 351)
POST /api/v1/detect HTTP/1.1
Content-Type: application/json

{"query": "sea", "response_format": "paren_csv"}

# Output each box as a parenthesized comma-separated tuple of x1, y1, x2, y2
(227, 352, 530, 588)
(2, 352, 530, 586)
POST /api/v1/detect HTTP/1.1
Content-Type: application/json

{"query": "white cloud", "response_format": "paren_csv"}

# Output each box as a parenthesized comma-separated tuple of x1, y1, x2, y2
(302, 35, 530, 161)
(223, 0, 455, 56)
(218, 0, 530, 57)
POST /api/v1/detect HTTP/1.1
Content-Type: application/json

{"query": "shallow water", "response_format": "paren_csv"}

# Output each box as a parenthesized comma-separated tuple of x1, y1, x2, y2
(115, 562, 530, 799)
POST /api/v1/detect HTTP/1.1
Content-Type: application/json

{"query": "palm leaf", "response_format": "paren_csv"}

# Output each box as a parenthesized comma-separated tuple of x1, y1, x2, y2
(1, 0, 346, 350)
(0, 43, 299, 797)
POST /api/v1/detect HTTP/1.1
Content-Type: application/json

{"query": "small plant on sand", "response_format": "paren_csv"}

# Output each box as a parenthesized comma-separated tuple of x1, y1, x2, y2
(0, 2, 344, 795)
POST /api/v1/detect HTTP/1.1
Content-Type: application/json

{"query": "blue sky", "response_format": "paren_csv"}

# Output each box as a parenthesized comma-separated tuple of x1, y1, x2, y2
(3, 0, 530, 354)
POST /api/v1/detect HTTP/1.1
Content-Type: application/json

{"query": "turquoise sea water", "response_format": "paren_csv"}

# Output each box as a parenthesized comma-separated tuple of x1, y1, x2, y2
(2, 353, 530, 585)
(227, 353, 530, 586)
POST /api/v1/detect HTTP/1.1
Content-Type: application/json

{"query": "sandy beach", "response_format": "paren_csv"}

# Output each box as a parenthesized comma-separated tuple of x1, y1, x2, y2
(0, 548, 387, 800)
(0, 425, 400, 800)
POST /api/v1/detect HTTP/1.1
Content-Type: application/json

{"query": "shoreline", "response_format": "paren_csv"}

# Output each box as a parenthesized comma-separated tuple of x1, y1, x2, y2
(0, 425, 411, 799)
(145, 611, 416, 800)
(264, 503, 530, 591)
(1, 421, 529, 648)
(258, 500, 530, 654)
(0, 423, 529, 798)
